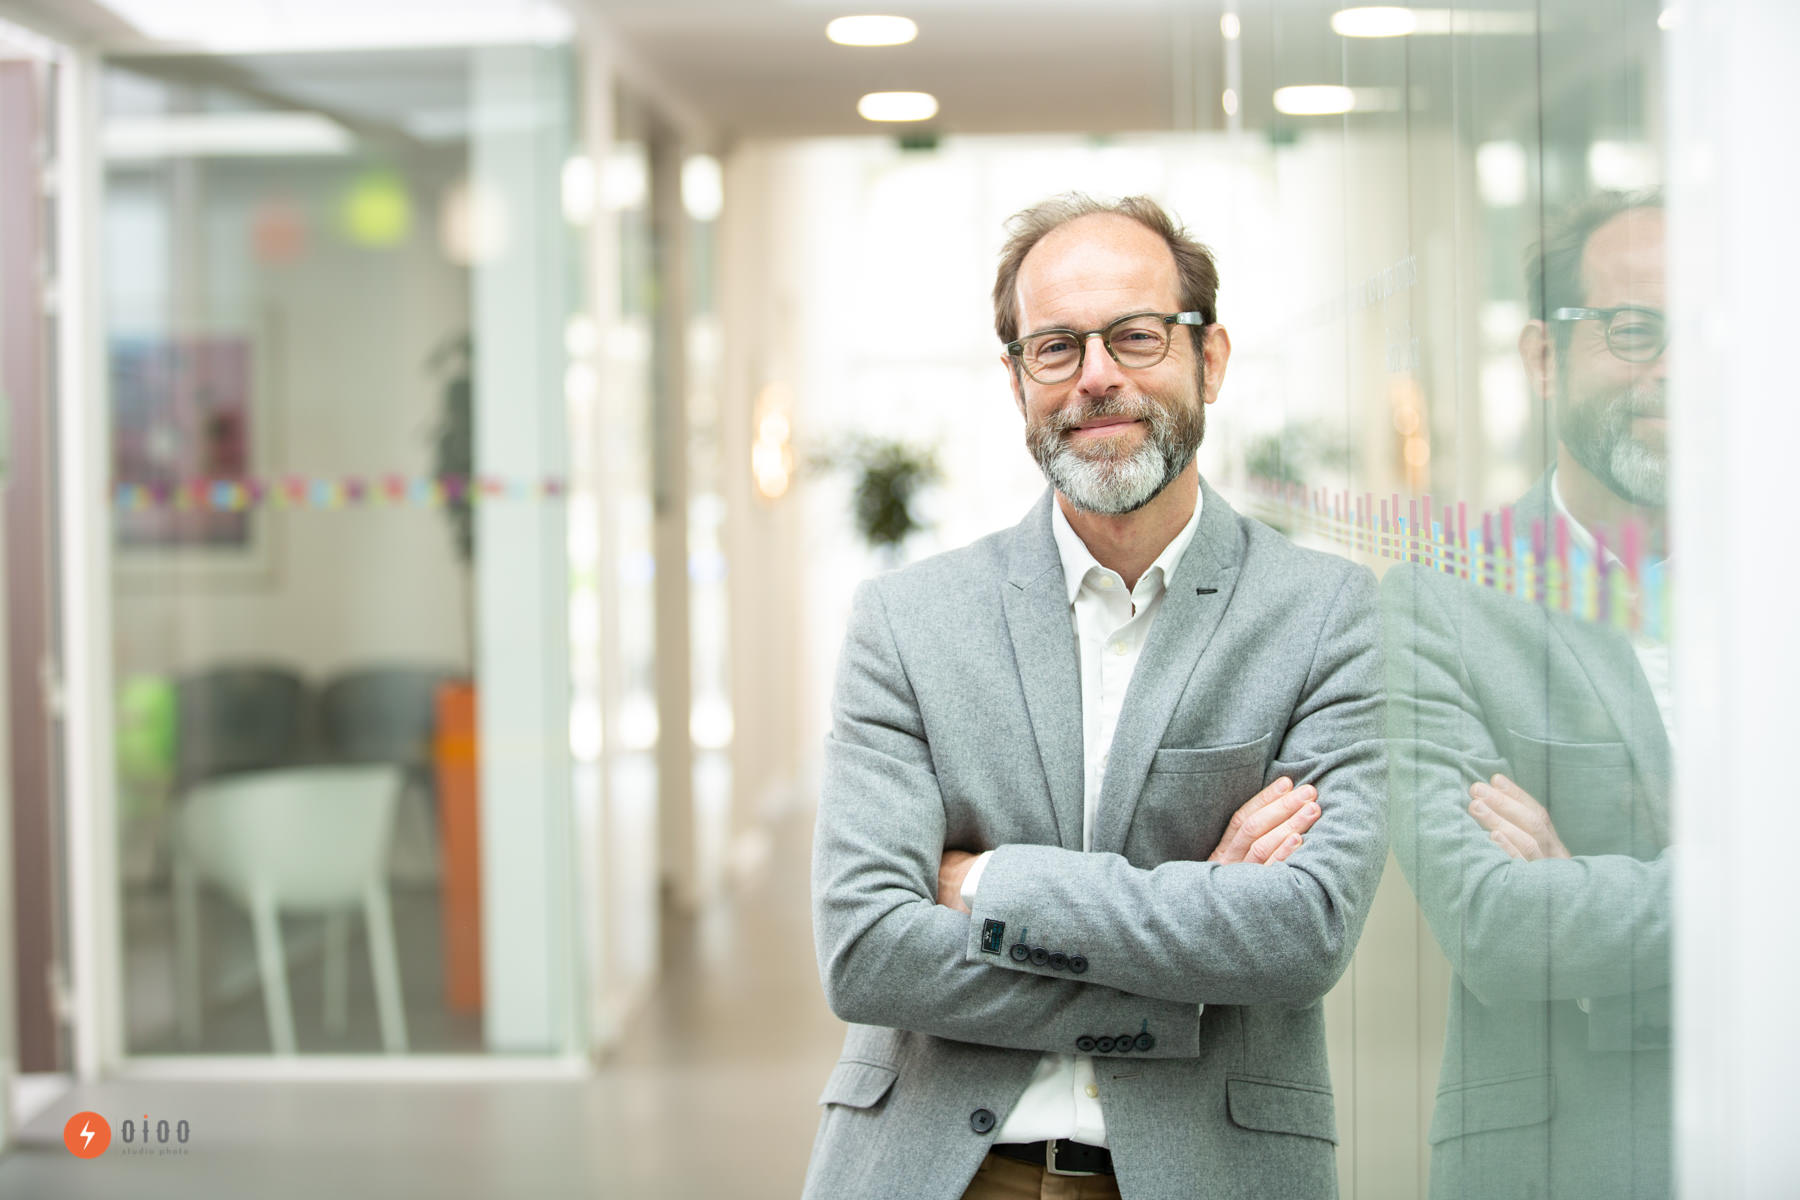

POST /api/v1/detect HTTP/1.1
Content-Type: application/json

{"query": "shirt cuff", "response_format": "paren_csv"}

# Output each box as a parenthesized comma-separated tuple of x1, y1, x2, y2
(960, 850, 994, 906)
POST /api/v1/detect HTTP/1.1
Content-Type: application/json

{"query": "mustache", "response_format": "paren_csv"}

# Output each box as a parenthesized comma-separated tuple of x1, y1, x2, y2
(1041, 394, 1157, 435)
(1608, 380, 1666, 421)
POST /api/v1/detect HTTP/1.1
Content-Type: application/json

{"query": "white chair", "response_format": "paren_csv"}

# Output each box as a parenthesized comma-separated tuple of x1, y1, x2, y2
(173, 764, 409, 1054)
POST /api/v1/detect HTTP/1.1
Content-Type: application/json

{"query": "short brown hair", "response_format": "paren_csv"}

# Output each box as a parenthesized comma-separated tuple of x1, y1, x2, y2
(992, 194, 1220, 346)
(1526, 188, 1664, 335)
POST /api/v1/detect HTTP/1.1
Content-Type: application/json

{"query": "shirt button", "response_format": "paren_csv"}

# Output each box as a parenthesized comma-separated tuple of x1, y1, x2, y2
(1085, 1084, 1099, 1099)
(1096, 576, 1113, 589)
(1110, 641, 1127, 656)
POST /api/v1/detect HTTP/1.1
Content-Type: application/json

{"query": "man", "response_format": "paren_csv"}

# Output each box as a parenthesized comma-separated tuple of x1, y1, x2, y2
(806, 194, 1388, 1200)
(1384, 192, 1671, 1199)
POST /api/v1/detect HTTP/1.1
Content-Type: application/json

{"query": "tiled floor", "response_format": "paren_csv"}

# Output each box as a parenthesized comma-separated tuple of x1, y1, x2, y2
(0, 811, 845, 1199)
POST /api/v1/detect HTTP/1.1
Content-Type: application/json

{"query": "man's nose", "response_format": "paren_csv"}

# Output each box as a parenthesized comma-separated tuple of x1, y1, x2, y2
(1074, 332, 1125, 396)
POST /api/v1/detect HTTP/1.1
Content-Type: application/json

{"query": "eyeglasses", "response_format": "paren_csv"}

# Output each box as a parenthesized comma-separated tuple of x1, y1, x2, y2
(1550, 305, 1666, 363)
(1005, 311, 1209, 385)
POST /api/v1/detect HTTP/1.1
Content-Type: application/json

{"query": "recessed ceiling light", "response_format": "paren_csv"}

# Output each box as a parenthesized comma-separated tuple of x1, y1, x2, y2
(1331, 7, 1418, 37)
(857, 91, 938, 122)
(827, 15, 918, 47)
(1331, 7, 1536, 36)
(1273, 85, 1358, 116)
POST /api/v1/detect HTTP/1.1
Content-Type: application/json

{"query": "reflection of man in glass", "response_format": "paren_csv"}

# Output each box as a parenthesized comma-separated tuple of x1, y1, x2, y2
(1385, 191, 1670, 1199)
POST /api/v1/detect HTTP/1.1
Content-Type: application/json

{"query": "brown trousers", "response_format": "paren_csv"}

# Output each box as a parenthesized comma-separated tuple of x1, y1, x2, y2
(960, 1151, 1125, 1199)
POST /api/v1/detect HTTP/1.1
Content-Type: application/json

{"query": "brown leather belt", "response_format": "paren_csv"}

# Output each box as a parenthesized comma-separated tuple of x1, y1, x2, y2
(991, 1138, 1115, 1176)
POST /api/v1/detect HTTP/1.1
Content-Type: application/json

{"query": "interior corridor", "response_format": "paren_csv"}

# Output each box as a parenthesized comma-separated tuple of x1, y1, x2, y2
(0, 809, 842, 1199)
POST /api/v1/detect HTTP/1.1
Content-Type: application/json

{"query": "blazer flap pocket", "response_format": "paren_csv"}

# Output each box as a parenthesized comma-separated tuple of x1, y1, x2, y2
(1151, 733, 1273, 775)
(817, 1060, 898, 1109)
(1428, 1074, 1555, 1144)
(1226, 1077, 1338, 1143)
(1505, 729, 1629, 771)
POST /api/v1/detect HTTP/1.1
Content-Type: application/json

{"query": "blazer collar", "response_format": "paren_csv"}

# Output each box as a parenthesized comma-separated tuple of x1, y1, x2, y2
(1511, 470, 1672, 840)
(1090, 478, 1243, 853)
(1000, 481, 1246, 854)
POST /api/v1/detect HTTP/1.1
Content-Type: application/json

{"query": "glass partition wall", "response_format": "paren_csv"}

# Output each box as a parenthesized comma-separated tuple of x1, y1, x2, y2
(99, 42, 586, 1058)
(776, 1, 1672, 1194)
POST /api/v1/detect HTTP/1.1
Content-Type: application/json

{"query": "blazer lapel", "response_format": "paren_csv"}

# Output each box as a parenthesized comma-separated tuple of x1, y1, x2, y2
(1514, 474, 1672, 846)
(1002, 492, 1085, 852)
(1548, 614, 1673, 847)
(1090, 479, 1245, 856)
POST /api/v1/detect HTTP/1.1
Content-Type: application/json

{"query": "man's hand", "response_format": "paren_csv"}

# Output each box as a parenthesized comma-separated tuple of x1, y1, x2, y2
(1469, 773, 1570, 860)
(937, 849, 978, 913)
(1208, 776, 1321, 865)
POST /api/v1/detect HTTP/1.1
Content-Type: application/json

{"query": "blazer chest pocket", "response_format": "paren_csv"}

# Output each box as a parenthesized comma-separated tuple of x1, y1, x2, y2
(818, 1060, 898, 1110)
(1135, 734, 1273, 861)
(1503, 730, 1635, 855)
(1226, 1077, 1338, 1144)
(1148, 733, 1272, 776)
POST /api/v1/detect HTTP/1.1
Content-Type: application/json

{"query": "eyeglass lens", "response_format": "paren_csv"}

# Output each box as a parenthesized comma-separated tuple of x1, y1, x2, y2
(1605, 309, 1666, 362)
(1021, 316, 1172, 383)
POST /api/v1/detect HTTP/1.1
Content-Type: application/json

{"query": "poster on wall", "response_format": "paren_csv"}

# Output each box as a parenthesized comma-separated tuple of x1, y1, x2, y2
(110, 333, 277, 581)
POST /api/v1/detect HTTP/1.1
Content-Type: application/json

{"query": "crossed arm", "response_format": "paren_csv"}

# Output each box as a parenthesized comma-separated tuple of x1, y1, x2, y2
(1383, 567, 1670, 1006)
(936, 775, 1324, 911)
(812, 570, 1388, 1050)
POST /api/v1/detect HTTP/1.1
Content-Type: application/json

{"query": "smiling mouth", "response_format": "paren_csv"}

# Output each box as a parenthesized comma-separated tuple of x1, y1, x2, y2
(1069, 418, 1142, 438)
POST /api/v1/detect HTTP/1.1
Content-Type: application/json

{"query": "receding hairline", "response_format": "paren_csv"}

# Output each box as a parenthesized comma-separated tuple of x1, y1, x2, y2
(1009, 212, 1188, 334)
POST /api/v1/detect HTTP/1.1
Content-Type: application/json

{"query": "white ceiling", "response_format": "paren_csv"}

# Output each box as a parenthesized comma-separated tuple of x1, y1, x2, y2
(10, 0, 1657, 153)
(590, 0, 1218, 140)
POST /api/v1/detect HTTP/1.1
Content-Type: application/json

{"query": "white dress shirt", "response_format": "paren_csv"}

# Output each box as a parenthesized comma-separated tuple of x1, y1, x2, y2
(960, 487, 1204, 1148)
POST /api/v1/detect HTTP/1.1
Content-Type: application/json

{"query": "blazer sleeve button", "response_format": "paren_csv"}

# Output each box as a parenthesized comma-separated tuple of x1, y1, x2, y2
(1115, 1033, 1134, 1052)
(1047, 952, 1068, 971)
(1009, 944, 1030, 963)
(1029, 947, 1049, 966)
(1094, 1036, 1116, 1053)
(1134, 1032, 1155, 1052)
(1067, 955, 1088, 974)
(970, 1108, 996, 1134)
(1076, 1036, 1096, 1052)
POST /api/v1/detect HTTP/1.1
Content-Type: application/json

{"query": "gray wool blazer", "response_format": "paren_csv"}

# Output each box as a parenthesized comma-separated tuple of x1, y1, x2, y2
(1383, 475, 1672, 1200)
(806, 481, 1388, 1200)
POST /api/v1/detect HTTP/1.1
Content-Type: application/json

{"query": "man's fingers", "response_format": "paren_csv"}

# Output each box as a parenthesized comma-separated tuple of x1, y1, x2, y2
(1489, 774, 1537, 806)
(1231, 777, 1295, 828)
(1247, 801, 1317, 863)
(1210, 778, 1289, 862)
(1474, 779, 1539, 828)
(1488, 825, 1532, 860)
(1471, 780, 1559, 857)
(1240, 785, 1316, 843)
(1255, 833, 1303, 864)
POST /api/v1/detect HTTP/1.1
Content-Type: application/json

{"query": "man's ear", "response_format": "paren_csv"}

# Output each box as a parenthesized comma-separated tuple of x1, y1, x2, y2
(1519, 319, 1555, 402)
(1200, 324, 1232, 406)
(1003, 354, 1026, 416)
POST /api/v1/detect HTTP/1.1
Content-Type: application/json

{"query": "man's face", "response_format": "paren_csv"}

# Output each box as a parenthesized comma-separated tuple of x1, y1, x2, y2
(1007, 214, 1217, 516)
(1556, 209, 1668, 508)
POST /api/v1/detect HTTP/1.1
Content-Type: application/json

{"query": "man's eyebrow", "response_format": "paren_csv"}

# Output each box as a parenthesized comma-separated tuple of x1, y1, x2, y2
(1017, 311, 1153, 340)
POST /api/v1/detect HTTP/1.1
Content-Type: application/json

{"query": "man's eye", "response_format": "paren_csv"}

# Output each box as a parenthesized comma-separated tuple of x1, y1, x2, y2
(1034, 337, 1076, 356)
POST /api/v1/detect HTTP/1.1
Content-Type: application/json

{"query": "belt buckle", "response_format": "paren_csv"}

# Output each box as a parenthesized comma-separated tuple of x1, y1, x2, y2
(1045, 1138, 1099, 1178)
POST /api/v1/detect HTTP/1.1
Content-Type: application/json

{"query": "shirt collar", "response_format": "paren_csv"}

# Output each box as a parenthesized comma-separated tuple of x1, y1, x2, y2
(1049, 487, 1204, 606)
(1549, 468, 1619, 568)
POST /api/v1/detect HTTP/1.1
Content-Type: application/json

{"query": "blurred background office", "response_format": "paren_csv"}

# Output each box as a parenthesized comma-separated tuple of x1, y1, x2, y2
(0, 0, 1791, 1196)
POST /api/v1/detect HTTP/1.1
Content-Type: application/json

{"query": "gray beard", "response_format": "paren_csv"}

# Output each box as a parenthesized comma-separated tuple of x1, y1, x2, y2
(1026, 388, 1205, 516)
(1558, 378, 1666, 508)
